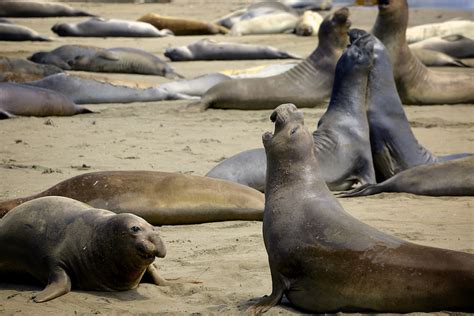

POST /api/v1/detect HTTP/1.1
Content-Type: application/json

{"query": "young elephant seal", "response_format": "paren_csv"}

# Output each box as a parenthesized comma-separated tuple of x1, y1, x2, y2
(248, 102, 474, 314)
(0, 196, 167, 302)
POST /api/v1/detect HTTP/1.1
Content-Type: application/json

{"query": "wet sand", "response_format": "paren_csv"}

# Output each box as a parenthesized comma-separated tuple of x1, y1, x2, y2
(0, 1, 473, 315)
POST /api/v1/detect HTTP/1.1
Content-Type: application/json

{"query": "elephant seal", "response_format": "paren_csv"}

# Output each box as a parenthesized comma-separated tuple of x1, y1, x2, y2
(279, 0, 333, 10)
(411, 47, 468, 67)
(188, 7, 351, 111)
(409, 35, 474, 59)
(0, 171, 265, 225)
(70, 47, 182, 78)
(0, 83, 92, 119)
(372, 0, 474, 105)
(0, 196, 167, 302)
(159, 73, 232, 97)
(0, 18, 12, 23)
(295, 10, 323, 36)
(164, 39, 300, 61)
(138, 13, 228, 35)
(0, 23, 50, 41)
(25, 73, 193, 104)
(248, 103, 474, 315)
(229, 11, 298, 36)
(52, 17, 172, 37)
(207, 30, 376, 191)
(340, 156, 474, 197)
(0, 57, 62, 83)
(0, 1, 94, 17)
(406, 20, 474, 44)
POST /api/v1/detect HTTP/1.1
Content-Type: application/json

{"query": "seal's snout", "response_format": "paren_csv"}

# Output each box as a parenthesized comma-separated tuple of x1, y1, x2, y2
(138, 235, 166, 261)
(334, 7, 350, 25)
(349, 29, 370, 44)
(378, 0, 390, 6)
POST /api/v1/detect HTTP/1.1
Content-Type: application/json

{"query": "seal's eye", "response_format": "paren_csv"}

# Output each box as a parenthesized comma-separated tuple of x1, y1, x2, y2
(130, 226, 141, 233)
(290, 127, 298, 135)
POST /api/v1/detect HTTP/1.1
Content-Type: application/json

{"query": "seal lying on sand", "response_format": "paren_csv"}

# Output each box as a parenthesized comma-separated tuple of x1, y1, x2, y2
(0, 83, 92, 119)
(295, 10, 323, 36)
(0, 196, 167, 302)
(0, 57, 62, 83)
(280, 0, 333, 10)
(340, 156, 474, 197)
(207, 31, 376, 191)
(25, 73, 192, 104)
(248, 103, 474, 315)
(0, 22, 50, 41)
(138, 13, 228, 35)
(406, 20, 474, 44)
(0, 1, 94, 17)
(0, 171, 265, 225)
(372, 0, 474, 105)
(188, 7, 350, 111)
(409, 35, 474, 59)
(52, 17, 172, 37)
(230, 11, 298, 36)
(159, 73, 232, 97)
(411, 48, 468, 67)
(164, 39, 300, 61)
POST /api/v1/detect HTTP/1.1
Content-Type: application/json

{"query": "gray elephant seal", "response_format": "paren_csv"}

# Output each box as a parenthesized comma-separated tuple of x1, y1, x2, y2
(207, 31, 376, 191)
(411, 47, 468, 67)
(0, 23, 50, 41)
(0, 57, 62, 83)
(0, 1, 94, 17)
(0, 83, 92, 119)
(406, 20, 474, 44)
(164, 39, 300, 61)
(188, 7, 350, 111)
(409, 34, 474, 59)
(0, 171, 264, 225)
(372, 0, 474, 105)
(159, 73, 231, 97)
(280, 0, 333, 10)
(52, 17, 172, 37)
(248, 103, 474, 315)
(340, 156, 474, 197)
(0, 196, 166, 302)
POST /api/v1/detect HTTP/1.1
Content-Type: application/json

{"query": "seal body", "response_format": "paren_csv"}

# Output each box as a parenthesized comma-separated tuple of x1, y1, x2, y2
(52, 17, 172, 37)
(0, 196, 166, 302)
(0, 57, 62, 83)
(188, 7, 350, 111)
(159, 73, 231, 97)
(0, 83, 92, 119)
(0, 1, 94, 17)
(411, 48, 468, 67)
(230, 12, 298, 36)
(0, 171, 265, 225)
(406, 20, 474, 44)
(0, 23, 49, 41)
(409, 35, 474, 59)
(248, 103, 474, 314)
(295, 10, 323, 36)
(138, 13, 228, 35)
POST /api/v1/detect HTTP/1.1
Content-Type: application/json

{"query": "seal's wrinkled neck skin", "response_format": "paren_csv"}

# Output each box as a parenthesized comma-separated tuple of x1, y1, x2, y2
(315, 7, 351, 57)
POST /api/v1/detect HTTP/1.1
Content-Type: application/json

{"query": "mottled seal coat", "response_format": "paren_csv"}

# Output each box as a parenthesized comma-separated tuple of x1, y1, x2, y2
(406, 20, 474, 44)
(340, 156, 474, 197)
(52, 17, 172, 37)
(0, 23, 50, 41)
(372, 0, 474, 105)
(70, 47, 182, 78)
(0, 196, 166, 302)
(188, 7, 350, 111)
(0, 83, 92, 119)
(248, 103, 474, 315)
(138, 13, 228, 35)
(409, 35, 474, 59)
(164, 39, 300, 61)
(0, 57, 62, 83)
(25, 73, 192, 104)
(0, 171, 265, 225)
(0, 1, 94, 17)
(411, 47, 468, 67)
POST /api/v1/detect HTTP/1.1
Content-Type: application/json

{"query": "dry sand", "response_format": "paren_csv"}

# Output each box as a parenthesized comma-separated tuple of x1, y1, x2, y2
(0, 1, 473, 315)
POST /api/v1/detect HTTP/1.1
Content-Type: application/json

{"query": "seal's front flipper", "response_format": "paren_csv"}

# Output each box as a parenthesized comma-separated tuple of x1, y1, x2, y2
(247, 272, 288, 315)
(33, 267, 71, 303)
(146, 263, 202, 286)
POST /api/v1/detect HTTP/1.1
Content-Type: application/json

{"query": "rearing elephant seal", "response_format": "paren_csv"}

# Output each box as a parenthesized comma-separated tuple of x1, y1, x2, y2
(0, 196, 167, 302)
(372, 0, 474, 104)
(248, 103, 474, 314)
(188, 7, 351, 111)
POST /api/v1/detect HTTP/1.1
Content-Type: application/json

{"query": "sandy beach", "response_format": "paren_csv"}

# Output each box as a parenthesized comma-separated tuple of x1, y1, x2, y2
(0, 1, 473, 315)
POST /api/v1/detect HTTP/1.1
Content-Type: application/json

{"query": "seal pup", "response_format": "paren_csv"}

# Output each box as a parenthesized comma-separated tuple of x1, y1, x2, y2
(138, 13, 228, 35)
(0, 57, 62, 83)
(25, 73, 192, 104)
(340, 156, 474, 197)
(52, 17, 172, 37)
(248, 103, 474, 314)
(0, 171, 265, 225)
(0, 83, 92, 119)
(164, 39, 300, 61)
(295, 10, 323, 36)
(372, 0, 474, 105)
(406, 20, 474, 44)
(409, 35, 474, 59)
(0, 196, 167, 302)
(411, 47, 468, 67)
(0, 1, 94, 17)
(0, 23, 50, 41)
(187, 7, 351, 111)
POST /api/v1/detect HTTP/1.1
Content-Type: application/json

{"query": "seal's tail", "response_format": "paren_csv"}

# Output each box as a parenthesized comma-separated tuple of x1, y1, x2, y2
(337, 183, 384, 197)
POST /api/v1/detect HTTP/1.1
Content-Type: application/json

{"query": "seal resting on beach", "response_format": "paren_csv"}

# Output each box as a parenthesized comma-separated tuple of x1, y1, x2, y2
(0, 22, 50, 41)
(409, 34, 474, 59)
(0, 196, 167, 302)
(0, 1, 94, 17)
(0, 57, 62, 83)
(138, 13, 228, 35)
(248, 102, 474, 314)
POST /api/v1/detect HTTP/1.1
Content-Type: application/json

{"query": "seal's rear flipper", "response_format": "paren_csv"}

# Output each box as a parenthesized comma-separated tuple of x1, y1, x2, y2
(0, 110, 15, 119)
(33, 267, 71, 303)
(185, 100, 208, 112)
(337, 183, 383, 197)
(439, 152, 473, 161)
(77, 107, 95, 114)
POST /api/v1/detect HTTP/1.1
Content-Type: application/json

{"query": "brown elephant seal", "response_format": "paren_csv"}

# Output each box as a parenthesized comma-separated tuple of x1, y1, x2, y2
(0, 171, 264, 225)
(248, 103, 474, 314)
(411, 47, 468, 67)
(372, 0, 474, 104)
(340, 156, 474, 197)
(207, 30, 376, 191)
(138, 13, 228, 35)
(0, 57, 62, 83)
(0, 22, 50, 41)
(0, 1, 94, 17)
(0, 83, 92, 119)
(187, 7, 350, 111)
(0, 196, 167, 302)
(409, 34, 474, 59)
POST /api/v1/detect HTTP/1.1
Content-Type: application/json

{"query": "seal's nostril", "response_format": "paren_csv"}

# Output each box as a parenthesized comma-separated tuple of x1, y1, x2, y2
(270, 111, 278, 123)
